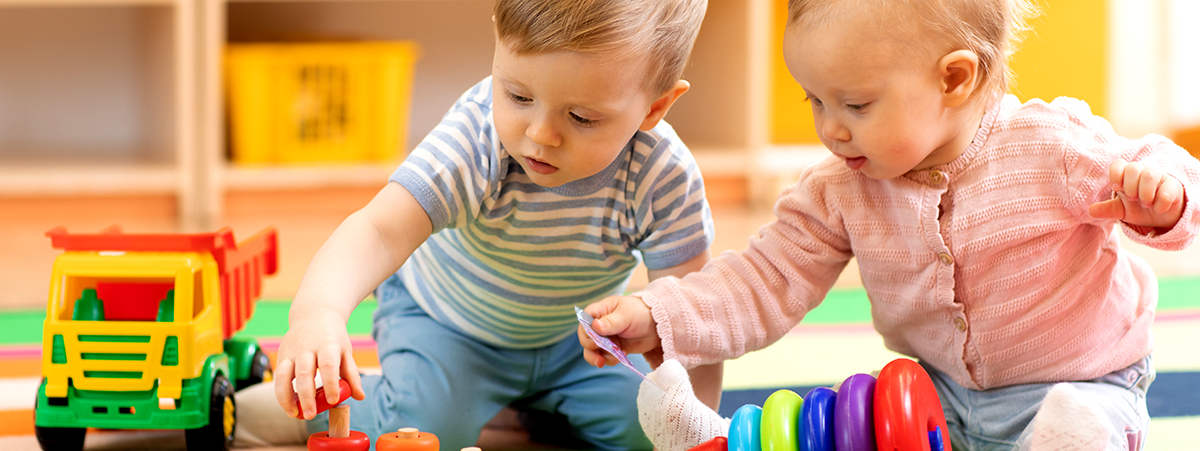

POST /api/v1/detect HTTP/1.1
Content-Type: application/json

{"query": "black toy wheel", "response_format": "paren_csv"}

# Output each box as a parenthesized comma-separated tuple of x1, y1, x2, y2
(237, 348, 273, 391)
(34, 424, 86, 451)
(34, 395, 87, 451)
(185, 374, 236, 451)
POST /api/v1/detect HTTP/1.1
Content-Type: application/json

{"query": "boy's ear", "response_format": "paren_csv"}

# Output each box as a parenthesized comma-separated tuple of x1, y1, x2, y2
(639, 80, 691, 131)
(938, 50, 979, 108)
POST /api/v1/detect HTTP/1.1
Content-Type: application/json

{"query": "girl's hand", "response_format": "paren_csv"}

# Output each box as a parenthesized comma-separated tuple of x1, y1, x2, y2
(579, 296, 664, 368)
(272, 306, 365, 420)
(1088, 159, 1187, 233)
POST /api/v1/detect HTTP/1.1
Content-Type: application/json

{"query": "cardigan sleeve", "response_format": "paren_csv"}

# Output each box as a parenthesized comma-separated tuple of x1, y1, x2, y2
(636, 166, 854, 368)
(1057, 97, 1200, 250)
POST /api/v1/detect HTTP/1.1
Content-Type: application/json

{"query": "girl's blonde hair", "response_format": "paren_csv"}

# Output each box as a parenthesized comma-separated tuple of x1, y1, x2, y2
(788, 0, 1038, 100)
(495, 0, 708, 95)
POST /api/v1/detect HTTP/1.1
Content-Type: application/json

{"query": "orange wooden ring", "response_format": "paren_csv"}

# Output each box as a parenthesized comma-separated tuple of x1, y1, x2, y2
(306, 430, 370, 451)
(376, 428, 440, 451)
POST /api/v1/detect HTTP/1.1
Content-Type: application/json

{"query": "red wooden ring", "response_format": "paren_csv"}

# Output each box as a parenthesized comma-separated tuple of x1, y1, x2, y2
(306, 430, 370, 451)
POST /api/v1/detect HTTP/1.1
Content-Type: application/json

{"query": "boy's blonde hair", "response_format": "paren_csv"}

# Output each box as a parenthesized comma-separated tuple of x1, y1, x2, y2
(788, 0, 1037, 100)
(494, 0, 708, 95)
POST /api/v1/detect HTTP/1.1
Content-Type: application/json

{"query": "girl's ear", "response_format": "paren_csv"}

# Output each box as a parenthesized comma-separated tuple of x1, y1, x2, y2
(640, 80, 690, 131)
(938, 50, 980, 108)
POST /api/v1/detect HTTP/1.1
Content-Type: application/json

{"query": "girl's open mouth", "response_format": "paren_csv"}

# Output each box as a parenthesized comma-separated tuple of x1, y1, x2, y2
(844, 156, 867, 170)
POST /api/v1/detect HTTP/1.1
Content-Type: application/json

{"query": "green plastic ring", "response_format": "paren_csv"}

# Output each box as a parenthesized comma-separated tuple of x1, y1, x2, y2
(761, 389, 803, 451)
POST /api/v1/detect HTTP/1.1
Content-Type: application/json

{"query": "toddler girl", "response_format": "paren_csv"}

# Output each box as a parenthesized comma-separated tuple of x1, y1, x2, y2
(580, 0, 1200, 450)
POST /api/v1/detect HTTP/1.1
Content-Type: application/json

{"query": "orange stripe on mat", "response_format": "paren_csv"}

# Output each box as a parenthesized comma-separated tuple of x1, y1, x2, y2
(0, 359, 42, 378)
(0, 409, 34, 436)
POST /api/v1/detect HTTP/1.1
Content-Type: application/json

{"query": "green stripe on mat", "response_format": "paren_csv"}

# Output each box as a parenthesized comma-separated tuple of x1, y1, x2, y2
(2, 276, 1199, 346)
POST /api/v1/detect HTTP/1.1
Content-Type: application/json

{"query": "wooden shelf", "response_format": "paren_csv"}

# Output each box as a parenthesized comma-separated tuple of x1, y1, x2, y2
(222, 163, 396, 191)
(0, 163, 179, 196)
(0, 0, 195, 220)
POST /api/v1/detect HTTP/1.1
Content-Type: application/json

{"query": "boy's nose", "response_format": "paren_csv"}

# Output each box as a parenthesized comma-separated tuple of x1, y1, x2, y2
(526, 119, 561, 147)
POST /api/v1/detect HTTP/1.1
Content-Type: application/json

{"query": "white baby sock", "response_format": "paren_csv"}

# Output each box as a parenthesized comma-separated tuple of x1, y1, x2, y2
(637, 359, 730, 451)
(1029, 383, 1113, 451)
(233, 381, 311, 447)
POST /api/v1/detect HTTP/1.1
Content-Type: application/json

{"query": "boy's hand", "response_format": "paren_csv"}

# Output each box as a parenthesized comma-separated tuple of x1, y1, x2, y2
(273, 306, 366, 420)
(579, 296, 664, 368)
(1088, 159, 1186, 232)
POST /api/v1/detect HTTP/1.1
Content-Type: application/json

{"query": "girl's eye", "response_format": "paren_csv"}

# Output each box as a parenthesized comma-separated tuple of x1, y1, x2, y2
(847, 103, 867, 111)
(507, 91, 532, 104)
(569, 112, 596, 126)
(805, 96, 823, 107)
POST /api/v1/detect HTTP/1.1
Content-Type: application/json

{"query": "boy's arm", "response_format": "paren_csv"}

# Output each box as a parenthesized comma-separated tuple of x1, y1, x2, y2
(275, 182, 433, 419)
(647, 252, 723, 411)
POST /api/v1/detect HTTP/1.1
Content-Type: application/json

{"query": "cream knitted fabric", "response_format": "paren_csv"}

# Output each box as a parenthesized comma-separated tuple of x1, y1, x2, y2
(1029, 384, 1113, 451)
(637, 360, 730, 451)
(233, 381, 310, 447)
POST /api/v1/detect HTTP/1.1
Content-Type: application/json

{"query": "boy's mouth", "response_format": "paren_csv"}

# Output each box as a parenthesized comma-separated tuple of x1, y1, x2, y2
(525, 157, 559, 175)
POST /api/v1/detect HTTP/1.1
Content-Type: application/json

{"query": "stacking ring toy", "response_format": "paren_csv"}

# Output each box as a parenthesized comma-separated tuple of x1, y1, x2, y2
(376, 427, 440, 451)
(296, 379, 353, 416)
(874, 359, 949, 450)
(728, 404, 763, 451)
(761, 389, 802, 451)
(800, 387, 835, 451)
(833, 373, 876, 451)
(306, 430, 370, 451)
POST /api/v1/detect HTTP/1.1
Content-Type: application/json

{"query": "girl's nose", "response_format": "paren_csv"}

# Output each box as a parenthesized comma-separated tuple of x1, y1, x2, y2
(526, 117, 561, 147)
(821, 116, 851, 142)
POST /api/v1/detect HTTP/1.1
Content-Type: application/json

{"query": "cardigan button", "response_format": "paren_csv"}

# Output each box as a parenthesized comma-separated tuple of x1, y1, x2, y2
(954, 317, 967, 332)
(929, 171, 946, 185)
(938, 252, 954, 266)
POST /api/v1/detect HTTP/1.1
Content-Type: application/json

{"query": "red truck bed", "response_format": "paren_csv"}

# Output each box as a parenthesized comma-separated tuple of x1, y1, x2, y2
(46, 226, 279, 338)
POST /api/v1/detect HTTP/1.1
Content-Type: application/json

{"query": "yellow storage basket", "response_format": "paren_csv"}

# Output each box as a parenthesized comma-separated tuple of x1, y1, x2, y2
(225, 41, 420, 165)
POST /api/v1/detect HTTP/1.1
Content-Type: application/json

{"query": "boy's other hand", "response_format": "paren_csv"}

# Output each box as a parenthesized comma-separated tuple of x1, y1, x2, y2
(1088, 158, 1186, 232)
(272, 306, 366, 420)
(579, 295, 663, 368)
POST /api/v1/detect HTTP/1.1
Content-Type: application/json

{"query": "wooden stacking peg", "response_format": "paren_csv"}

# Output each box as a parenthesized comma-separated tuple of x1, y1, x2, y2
(304, 383, 369, 451)
(329, 405, 351, 438)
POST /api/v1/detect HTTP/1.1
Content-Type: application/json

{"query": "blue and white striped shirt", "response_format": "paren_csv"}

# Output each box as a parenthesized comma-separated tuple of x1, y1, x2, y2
(388, 77, 714, 348)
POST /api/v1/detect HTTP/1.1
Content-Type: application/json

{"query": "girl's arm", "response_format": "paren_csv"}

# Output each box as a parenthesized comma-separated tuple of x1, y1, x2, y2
(274, 182, 433, 419)
(646, 252, 723, 411)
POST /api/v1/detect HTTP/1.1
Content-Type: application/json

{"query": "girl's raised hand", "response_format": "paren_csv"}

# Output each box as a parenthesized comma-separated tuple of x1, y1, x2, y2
(1088, 158, 1186, 232)
(579, 296, 664, 368)
(272, 306, 365, 420)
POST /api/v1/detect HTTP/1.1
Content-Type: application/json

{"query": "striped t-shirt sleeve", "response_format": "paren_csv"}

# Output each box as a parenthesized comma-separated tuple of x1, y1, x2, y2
(631, 130, 715, 269)
(390, 79, 499, 232)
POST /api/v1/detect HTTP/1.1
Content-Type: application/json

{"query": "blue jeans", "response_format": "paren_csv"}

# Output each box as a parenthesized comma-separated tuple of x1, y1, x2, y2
(308, 275, 653, 451)
(923, 357, 1154, 451)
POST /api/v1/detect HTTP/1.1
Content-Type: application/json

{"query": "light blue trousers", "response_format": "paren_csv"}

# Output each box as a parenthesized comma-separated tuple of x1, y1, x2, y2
(923, 357, 1154, 451)
(308, 275, 653, 451)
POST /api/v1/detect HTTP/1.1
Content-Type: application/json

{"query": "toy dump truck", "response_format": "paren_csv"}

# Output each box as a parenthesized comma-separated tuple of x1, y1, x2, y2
(33, 226, 279, 450)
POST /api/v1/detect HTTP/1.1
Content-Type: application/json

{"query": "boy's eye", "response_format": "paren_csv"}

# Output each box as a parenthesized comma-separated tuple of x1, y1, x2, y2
(846, 103, 867, 111)
(507, 91, 532, 104)
(804, 96, 823, 107)
(569, 112, 596, 126)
